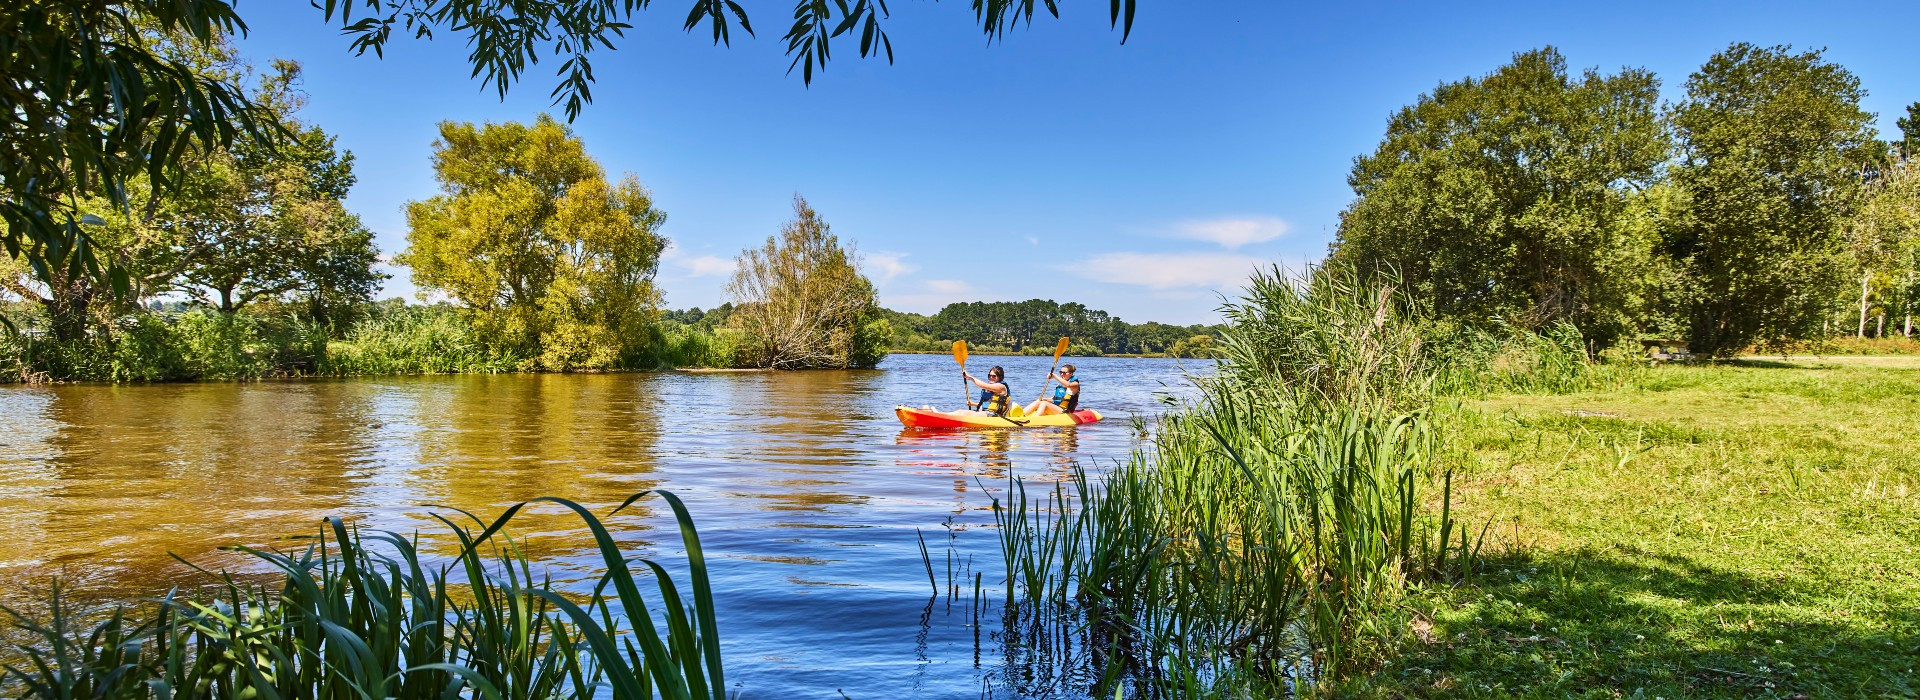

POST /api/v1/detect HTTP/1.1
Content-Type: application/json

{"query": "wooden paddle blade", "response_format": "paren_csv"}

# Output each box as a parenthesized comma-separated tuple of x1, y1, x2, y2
(1052, 337, 1070, 361)
(953, 340, 968, 366)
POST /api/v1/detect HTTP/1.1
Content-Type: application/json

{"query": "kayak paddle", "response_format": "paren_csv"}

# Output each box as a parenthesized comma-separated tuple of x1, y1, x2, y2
(953, 340, 970, 409)
(1034, 336, 1071, 405)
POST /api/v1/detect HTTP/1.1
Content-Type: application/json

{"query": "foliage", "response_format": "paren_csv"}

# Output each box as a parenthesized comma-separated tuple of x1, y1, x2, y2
(914, 299, 1221, 355)
(1747, 334, 1920, 356)
(320, 301, 515, 375)
(1331, 47, 1671, 348)
(1429, 320, 1636, 396)
(1217, 265, 1435, 411)
(650, 320, 747, 369)
(0, 301, 516, 383)
(2, 53, 380, 346)
(724, 196, 884, 369)
(992, 264, 1467, 694)
(6, 0, 1139, 301)
(1666, 43, 1881, 356)
(401, 115, 667, 371)
(1163, 334, 1218, 358)
(316, 0, 1138, 116)
(1, 492, 729, 700)
(169, 61, 385, 317)
(1846, 157, 1920, 339)
(0, 0, 274, 306)
(1896, 101, 1920, 158)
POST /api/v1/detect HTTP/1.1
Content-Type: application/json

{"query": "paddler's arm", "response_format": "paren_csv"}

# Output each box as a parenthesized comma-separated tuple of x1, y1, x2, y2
(963, 372, 1006, 393)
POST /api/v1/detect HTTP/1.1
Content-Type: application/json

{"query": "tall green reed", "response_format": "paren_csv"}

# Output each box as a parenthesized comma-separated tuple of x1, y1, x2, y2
(2, 492, 727, 700)
(992, 264, 1480, 695)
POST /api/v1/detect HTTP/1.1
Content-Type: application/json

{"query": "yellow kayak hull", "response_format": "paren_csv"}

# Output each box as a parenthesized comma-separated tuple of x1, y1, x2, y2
(895, 405, 1103, 429)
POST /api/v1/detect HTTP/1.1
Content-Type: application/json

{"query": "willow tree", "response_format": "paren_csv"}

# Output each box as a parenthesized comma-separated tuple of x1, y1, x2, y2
(1667, 43, 1881, 355)
(400, 115, 667, 370)
(726, 196, 887, 369)
(1329, 47, 1671, 348)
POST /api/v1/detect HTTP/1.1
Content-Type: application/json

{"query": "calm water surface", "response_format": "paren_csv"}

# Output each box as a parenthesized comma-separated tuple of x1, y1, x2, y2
(0, 354, 1206, 698)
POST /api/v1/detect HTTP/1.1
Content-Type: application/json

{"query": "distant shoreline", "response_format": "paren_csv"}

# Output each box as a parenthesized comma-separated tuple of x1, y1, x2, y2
(886, 350, 1181, 359)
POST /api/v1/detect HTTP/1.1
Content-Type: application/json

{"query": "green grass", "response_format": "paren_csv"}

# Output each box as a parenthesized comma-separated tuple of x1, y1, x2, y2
(1351, 357, 1920, 698)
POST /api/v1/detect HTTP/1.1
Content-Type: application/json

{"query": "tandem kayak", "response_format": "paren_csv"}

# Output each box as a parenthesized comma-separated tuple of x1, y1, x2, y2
(894, 405, 1103, 429)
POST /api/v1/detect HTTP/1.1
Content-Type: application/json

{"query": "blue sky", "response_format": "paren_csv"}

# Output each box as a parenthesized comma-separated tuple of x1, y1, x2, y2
(233, 1, 1920, 325)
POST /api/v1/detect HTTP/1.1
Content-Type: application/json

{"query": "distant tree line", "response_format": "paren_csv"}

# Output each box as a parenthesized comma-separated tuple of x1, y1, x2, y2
(672, 300, 1226, 358)
(1332, 44, 1920, 356)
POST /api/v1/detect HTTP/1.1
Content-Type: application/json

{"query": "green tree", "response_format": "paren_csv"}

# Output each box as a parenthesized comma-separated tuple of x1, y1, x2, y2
(170, 61, 384, 318)
(0, 188, 191, 342)
(1329, 47, 1670, 347)
(1896, 102, 1920, 158)
(1849, 158, 1920, 336)
(725, 196, 885, 369)
(1, 3, 269, 319)
(400, 115, 667, 370)
(1667, 43, 1880, 355)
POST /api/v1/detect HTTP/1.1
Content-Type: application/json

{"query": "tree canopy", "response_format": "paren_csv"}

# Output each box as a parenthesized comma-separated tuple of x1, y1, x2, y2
(1330, 47, 1670, 347)
(1667, 43, 1880, 354)
(401, 115, 668, 370)
(2, 54, 378, 343)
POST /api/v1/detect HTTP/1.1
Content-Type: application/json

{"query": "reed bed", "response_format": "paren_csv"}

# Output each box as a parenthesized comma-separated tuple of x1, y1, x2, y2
(1, 492, 727, 700)
(991, 265, 1509, 696)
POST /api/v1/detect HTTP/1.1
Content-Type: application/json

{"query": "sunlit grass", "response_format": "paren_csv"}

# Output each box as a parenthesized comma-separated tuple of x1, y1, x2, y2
(1350, 358, 1920, 697)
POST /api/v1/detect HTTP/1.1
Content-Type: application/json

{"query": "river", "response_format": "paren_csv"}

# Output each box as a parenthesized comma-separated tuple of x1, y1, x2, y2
(0, 353, 1208, 699)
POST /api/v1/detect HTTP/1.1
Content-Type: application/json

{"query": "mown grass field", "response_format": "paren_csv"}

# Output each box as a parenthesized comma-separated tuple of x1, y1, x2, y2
(1364, 357, 1920, 698)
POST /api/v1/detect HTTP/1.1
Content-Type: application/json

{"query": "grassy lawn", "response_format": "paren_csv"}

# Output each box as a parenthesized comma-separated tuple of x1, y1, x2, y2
(1362, 357, 1920, 698)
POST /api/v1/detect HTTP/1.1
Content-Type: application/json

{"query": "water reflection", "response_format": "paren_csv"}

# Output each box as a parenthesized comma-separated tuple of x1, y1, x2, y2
(0, 354, 1208, 698)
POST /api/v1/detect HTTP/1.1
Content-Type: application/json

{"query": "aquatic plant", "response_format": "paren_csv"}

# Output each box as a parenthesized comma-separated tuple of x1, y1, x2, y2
(990, 264, 1487, 695)
(1, 492, 727, 700)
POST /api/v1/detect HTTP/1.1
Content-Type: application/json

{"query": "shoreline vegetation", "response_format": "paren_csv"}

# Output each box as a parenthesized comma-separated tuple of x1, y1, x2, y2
(15, 266, 1912, 698)
(0, 299, 1225, 384)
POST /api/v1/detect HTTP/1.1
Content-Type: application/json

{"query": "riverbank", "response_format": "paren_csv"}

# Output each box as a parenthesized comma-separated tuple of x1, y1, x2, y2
(1351, 357, 1920, 697)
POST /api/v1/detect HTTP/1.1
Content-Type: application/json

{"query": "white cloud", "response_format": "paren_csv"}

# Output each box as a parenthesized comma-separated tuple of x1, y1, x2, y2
(1026, 236, 1040, 247)
(880, 279, 992, 313)
(1073, 252, 1269, 291)
(679, 255, 736, 277)
(925, 279, 973, 295)
(1171, 217, 1290, 249)
(662, 244, 737, 277)
(864, 251, 918, 283)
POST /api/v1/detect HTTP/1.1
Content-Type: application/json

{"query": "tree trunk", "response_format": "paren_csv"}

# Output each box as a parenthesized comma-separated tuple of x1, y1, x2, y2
(41, 278, 96, 343)
(1857, 270, 1871, 337)
(1877, 313, 1885, 338)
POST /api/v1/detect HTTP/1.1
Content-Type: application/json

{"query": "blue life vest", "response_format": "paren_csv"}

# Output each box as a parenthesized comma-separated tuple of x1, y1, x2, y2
(979, 380, 1012, 416)
(1051, 376, 1080, 411)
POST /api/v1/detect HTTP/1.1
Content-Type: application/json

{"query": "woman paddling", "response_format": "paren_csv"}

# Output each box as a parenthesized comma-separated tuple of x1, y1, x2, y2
(958, 366, 1015, 417)
(1023, 364, 1080, 417)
